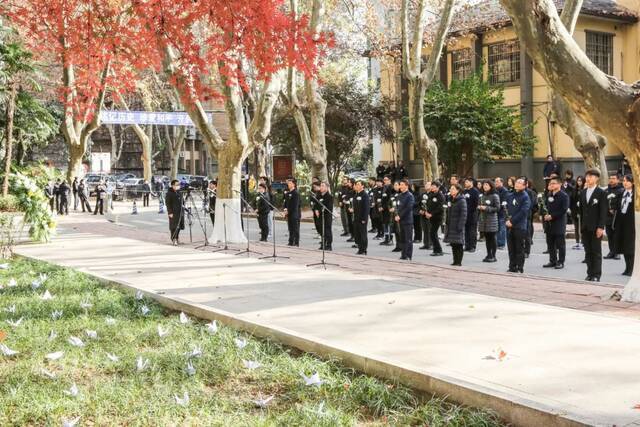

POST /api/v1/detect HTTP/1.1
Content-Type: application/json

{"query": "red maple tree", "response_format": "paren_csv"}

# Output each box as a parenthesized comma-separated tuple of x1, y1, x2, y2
(2, 0, 329, 180)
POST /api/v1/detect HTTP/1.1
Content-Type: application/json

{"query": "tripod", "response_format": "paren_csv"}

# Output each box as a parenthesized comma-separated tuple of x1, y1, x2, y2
(307, 192, 339, 269)
(194, 189, 214, 249)
(233, 190, 262, 256)
(255, 192, 289, 262)
(209, 202, 241, 253)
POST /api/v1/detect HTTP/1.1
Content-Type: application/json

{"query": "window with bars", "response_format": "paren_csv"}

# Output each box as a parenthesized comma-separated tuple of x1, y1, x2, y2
(451, 48, 472, 81)
(586, 31, 613, 75)
(488, 40, 520, 84)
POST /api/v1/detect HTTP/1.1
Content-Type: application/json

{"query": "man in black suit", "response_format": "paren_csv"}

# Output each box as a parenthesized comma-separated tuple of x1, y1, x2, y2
(543, 177, 570, 269)
(463, 178, 480, 252)
(317, 182, 334, 250)
(604, 173, 624, 260)
(283, 178, 301, 246)
(580, 169, 608, 281)
(165, 179, 184, 245)
(395, 179, 415, 260)
(352, 180, 369, 255)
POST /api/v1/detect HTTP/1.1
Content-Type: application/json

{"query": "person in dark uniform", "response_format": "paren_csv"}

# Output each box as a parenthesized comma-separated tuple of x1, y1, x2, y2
(207, 180, 217, 228)
(396, 161, 408, 180)
(524, 178, 539, 258)
(367, 178, 376, 233)
(256, 183, 272, 241)
(376, 162, 386, 180)
(410, 182, 422, 242)
(571, 175, 585, 249)
(53, 179, 61, 213)
(337, 177, 350, 237)
(78, 179, 91, 212)
(616, 175, 635, 275)
(165, 179, 184, 245)
(310, 181, 322, 237)
(45, 181, 55, 213)
(58, 180, 70, 215)
(542, 177, 570, 269)
(283, 178, 301, 246)
(417, 181, 432, 250)
(345, 178, 356, 242)
(372, 178, 385, 239)
(495, 177, 509, 249)
(425, 180, 445, 256)
(395, 179, 415, 260)
(379, 175, 394, 246)
(444, 184, 467, 266)
(580, 169, 608, 282)
(72, 177, 79, 211)
(543, 154, 561, 180)
(142, 180, 151, 207)
(390, 181, 402, 252)
(506, 178, 531, 273)
(604, 173, 624, 260)
(352, 180, 369, 255)
(317, 181, 333, 250)
(94, 180, 106, 215)
(478, 180, 500, 263)
(463, 178, 480, 252)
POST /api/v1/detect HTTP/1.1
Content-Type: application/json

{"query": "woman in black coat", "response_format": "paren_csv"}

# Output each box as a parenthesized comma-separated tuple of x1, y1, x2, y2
(571, 175, 584, 248)
(165, 180, 185, 245)
(444, 184, 467, 266)
(615, 174, 635, 276)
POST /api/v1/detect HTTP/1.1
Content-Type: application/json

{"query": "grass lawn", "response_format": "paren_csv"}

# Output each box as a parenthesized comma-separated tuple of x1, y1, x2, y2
(0, 257, 503, 426)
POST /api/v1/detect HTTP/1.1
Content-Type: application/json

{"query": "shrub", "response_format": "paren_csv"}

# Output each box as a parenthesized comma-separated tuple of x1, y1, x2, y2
(0, 195, 20, 212)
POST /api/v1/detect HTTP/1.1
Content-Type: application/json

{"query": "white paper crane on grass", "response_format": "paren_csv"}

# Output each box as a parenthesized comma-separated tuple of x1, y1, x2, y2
(301, 372, 324, 387)
(45, 351, 64, 361)
(80, 301, 93, 310)
(6, 317, 23, 328)
(0, 263, 9, 269)
(40, 368, 56, 379)
(41, 290, 54, 300)
(254, 395, 274, 408)
(7, 278, 16, 287)
(0, 343, 18, 356)
(4, 304, 16, 313)
(186, 360, 196, 376)
(157, 325, 170, 338)
(242, 360, 262, 370)
(62, 416, 81, 427)
(85, 330, 98, 340)
(179, 312, 190, 324)
(48, 330, 57, 341)
(174, 391, 190, 406)
(206, 320, 218, 335)
(64, 383, 79, 397)
(51, 310, 63, 320)
(106, 353, 120, 362)
(234, 338, 247, 349)
(185, 346, 202, 359)
(105, 316, 117, 326)
(67, 336, 85, 347)
(136, 356, 149, 372)
(135, 290, 144, 300)
(140, 305, 150, 316)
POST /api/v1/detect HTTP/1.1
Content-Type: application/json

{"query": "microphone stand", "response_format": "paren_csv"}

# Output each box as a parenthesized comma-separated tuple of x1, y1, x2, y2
(255, 192, 289, 262)
(194, 190, 212, 249)
(209, 202, 241, 253)
(232, 190, 262, 256)
(306, 192, 339, 269)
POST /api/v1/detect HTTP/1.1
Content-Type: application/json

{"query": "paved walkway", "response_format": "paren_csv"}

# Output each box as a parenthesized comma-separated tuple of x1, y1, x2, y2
(14, 214, 640, 426)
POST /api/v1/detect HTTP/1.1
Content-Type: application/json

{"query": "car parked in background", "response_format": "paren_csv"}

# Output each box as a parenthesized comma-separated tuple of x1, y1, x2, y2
(121, 178, 146, 198)
(189, 175, 207, 189)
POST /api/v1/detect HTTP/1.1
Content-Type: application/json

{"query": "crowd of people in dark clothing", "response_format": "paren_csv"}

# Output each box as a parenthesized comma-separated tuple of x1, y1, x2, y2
(44, 177, 96, 215)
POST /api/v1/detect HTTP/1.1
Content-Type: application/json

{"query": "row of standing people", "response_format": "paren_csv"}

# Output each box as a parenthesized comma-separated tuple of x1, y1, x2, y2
(44, 178, 99, 215)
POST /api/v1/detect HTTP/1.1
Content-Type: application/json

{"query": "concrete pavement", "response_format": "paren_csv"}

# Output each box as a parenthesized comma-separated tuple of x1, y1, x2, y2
(13, 213, 640, 426)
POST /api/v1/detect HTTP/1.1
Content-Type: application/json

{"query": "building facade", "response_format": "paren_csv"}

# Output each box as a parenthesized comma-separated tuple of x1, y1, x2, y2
(378, 0, 640, 185)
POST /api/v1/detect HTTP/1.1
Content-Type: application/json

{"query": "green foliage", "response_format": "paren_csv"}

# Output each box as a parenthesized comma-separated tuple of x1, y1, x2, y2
(0, 194, 19, 212)
(9, 172, 55, 242)
(407, 74, 536, 176)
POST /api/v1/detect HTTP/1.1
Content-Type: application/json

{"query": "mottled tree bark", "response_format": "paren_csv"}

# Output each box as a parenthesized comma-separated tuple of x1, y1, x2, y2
(402, 0, 456, 181)
(550, 0, 608, 185)
(284, 0, 329, 184)
(498, 0, 640, 300)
